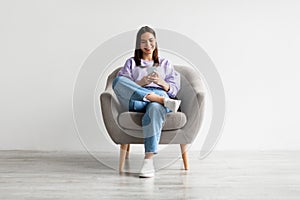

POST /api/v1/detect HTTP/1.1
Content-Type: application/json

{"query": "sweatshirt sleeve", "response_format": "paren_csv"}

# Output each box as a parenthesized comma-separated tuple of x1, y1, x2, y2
(165, 60, 181, 98)
(117, 58, 134, 80)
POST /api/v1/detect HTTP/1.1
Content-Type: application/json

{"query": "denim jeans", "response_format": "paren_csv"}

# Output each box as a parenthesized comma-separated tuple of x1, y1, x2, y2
(112, 76, 170, 154)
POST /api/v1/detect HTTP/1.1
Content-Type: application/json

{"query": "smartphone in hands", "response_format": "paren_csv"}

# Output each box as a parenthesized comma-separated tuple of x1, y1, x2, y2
(147, 67, 157, 75)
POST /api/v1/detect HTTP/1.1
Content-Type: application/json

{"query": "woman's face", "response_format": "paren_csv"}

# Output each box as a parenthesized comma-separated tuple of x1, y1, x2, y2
(140, 32, 156, 56)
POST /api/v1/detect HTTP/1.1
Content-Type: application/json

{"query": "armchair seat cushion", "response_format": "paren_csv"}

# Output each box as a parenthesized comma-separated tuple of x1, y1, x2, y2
(118, 111, 187, 131)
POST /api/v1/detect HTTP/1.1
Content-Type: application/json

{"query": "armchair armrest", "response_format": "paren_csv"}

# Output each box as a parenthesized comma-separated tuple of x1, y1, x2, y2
(175, 66, 206, 142)
(180, 91, 205, 119)
(100, 89, 124, 142)
(176, 66, 206, 117)
(100, 88, 123, 116)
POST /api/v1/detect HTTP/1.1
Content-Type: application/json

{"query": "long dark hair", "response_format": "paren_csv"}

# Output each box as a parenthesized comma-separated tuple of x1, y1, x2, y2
(134, 26, 159, 66)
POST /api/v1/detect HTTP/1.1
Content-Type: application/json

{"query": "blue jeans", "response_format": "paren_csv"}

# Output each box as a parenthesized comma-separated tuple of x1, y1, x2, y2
(112, 76, 170, 154)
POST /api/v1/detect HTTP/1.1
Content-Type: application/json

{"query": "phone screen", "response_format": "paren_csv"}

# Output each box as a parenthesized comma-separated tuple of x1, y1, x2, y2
(147, 67, 157, 75)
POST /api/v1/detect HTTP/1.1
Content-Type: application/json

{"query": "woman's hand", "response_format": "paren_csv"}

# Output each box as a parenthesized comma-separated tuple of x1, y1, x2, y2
(148, 72, 170, 91)
(136, 75, 152, 87)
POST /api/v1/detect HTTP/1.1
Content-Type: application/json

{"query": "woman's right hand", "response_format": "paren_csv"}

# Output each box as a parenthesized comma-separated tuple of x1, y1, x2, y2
(136, 75, 152, 86)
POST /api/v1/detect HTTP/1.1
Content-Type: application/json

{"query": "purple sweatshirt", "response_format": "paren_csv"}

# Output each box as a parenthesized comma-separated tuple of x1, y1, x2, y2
(117, 57, 180, 98)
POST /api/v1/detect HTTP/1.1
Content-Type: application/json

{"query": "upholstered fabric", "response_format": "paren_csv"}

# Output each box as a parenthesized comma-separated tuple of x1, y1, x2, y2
(118, 111, 187, 131)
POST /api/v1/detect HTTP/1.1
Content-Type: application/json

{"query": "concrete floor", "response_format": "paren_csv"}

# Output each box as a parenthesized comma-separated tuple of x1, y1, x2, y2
(0, 150, 299, 200)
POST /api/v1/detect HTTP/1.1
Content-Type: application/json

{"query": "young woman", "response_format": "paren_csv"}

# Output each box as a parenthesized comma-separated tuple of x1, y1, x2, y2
(112, 26, 181, 178)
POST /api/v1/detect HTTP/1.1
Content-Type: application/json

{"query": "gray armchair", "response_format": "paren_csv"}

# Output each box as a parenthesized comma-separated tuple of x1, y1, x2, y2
(100, 65, 206, 172)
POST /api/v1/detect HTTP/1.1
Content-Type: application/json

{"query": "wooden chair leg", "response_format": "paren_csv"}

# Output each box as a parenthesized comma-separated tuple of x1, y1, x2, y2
(119, 144, 128, 172)
(125, 144, 130, 159)
(180, 144, 189, 170)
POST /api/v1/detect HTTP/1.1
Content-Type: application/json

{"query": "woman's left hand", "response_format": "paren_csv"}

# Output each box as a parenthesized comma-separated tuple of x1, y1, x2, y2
(148, 72, 170, 91)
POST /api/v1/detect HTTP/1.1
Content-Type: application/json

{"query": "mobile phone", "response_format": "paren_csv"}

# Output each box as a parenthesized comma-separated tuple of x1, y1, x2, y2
(147, 67, 157, 75)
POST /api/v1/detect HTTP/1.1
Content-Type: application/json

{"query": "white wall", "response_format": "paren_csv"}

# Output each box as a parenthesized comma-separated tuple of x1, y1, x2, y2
(0, 0, 299, 151)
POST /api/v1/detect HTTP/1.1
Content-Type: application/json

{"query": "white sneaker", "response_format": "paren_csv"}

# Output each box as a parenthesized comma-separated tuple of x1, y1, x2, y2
(164, 98, 181, 112)
(139, 159, 155, 178)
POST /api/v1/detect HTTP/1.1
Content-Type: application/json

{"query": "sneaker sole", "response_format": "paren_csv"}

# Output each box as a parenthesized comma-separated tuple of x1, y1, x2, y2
(139, 173, 154, 178)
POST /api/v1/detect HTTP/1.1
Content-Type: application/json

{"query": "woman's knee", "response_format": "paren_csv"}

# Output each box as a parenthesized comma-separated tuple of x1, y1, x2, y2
(112, 76, 124, 89)
(112, 76, 134, 89)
